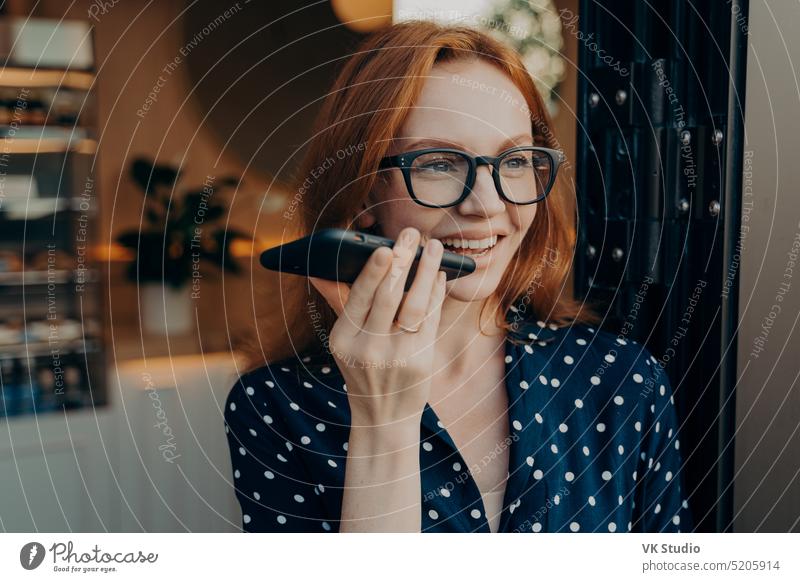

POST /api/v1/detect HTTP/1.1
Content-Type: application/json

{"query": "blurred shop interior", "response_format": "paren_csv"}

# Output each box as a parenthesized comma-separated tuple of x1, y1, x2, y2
(0, 0, 798, 533)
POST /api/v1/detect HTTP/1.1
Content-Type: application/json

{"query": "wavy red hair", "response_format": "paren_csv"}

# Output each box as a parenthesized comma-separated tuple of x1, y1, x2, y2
(244, 20, 600, 370)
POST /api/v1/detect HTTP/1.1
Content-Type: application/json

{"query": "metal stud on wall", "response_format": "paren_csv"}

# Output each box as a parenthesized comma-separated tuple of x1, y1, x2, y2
(574, 0, 749, 532)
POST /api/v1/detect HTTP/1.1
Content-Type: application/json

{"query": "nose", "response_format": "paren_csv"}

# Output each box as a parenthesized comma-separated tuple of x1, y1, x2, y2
(456, 165, 505, 218)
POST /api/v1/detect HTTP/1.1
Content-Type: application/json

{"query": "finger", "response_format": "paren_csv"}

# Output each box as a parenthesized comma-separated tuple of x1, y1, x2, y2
(420, 270, 447, 335)
(363, 227, 420, 334)
(395, 238, 443, 332)
(337, 245, 394, 334)
(308, 277, 349, 317)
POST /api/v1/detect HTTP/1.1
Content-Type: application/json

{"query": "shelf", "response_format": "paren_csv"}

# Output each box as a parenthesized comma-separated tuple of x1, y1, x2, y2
(0, 269, 97, 286)
(0, 15, 104, 421)
(0, 137, 96, 154)
(0, 196, 96, 220)
(0, 68, 94, 90)
(0, 270, 70, 285)
(0, 337, 98, 358)
(0, 392, 99, 420)
(0, 126, 91, 139)
(0, 124, 95, 153)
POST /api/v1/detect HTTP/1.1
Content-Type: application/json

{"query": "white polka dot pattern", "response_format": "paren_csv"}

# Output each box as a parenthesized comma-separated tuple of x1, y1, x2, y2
(223, 322, 692, 533)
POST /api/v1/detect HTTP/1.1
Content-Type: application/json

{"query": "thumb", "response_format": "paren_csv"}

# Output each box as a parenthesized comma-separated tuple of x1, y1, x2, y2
(308, 277, 350, 317)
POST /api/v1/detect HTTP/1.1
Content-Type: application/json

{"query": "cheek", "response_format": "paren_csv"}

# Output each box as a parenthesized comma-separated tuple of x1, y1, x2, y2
(371, 199, 437, 240)
(368, 178, 409, 237)
(370, 177, 447, 239)
(515, 204, 537, 231)
(504, 205, 537, 251)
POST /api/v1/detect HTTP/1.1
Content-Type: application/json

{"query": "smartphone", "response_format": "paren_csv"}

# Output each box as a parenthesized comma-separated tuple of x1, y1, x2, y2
(260, 228, 476, 291)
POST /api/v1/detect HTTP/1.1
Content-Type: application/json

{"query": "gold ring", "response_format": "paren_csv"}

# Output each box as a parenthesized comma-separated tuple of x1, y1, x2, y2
(395, 322, 421, 333)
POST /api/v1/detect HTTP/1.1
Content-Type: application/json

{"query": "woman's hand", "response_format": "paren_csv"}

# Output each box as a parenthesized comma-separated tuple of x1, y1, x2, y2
(309, 226, 446, 428)
(310, 226, 445, 532)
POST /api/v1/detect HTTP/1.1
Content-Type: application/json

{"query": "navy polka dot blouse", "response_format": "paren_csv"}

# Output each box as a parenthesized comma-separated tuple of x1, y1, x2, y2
(224, 314, 694, 533)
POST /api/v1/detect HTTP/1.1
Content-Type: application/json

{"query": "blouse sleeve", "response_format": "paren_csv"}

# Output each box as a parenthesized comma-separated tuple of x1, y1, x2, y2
(633, 358, 694, 533)
(223, 371, 330, 532)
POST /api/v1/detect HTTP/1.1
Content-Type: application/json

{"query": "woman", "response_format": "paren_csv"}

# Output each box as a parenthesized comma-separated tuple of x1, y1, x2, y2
(224, 20, 693, 533)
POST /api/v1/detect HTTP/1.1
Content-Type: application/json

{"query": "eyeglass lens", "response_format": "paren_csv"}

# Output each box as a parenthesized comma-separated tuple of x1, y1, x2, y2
(408, 148, 553, 206)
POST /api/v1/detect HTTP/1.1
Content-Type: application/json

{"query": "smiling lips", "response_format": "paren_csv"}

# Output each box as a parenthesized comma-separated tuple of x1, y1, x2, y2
(417, 232, 506, 258)
(440, 234, 498, 250)
(439, 234, 500, 257)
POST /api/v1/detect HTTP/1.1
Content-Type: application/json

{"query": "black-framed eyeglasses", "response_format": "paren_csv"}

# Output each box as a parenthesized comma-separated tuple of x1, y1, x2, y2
(378, 146, 564, 208)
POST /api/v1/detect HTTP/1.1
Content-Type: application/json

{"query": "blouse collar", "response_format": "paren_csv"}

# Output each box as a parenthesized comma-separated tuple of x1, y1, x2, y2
(419, 314, 565, 531)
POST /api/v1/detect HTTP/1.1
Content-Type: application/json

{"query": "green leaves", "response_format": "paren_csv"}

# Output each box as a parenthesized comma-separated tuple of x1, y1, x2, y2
(116, 157, 251, 288)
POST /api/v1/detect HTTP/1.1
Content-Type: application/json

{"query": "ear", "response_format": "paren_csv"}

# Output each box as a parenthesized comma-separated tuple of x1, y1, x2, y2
(356, 211, 376, 231)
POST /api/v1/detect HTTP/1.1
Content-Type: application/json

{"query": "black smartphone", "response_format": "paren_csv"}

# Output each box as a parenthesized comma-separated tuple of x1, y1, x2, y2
(260, 228, 476, 291)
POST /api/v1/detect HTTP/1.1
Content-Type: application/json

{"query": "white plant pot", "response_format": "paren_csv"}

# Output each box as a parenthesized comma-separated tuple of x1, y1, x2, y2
(141, 284, 193, 335)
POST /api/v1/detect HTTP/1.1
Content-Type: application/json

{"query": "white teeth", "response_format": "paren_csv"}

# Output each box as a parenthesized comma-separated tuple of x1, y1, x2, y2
(439, 235, 498, 250)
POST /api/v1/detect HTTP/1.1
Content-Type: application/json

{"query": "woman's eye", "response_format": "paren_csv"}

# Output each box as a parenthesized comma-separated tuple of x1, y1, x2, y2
(502, 155, 532, 170)
(418, 158, 457, 172)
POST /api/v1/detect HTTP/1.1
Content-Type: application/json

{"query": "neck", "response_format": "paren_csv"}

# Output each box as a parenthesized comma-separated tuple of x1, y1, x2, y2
(434, 294, 506, 379)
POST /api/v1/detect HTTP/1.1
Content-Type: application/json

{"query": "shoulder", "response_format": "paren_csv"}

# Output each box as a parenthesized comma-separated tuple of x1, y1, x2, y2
(556, 323, 656, 379)
(519, 320, 662, 402)
(554, 324, 675, 425)
(224, 351, 344, 425)
(230, 351, 338, 392)
(225, 357, 296, 409)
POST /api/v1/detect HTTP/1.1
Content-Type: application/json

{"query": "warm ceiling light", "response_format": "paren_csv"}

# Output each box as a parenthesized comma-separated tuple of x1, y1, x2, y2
(331, 0, 392, 33)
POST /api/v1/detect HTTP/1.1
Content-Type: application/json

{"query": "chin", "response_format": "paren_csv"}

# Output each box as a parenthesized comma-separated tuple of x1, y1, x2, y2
(444, 270, 502, 303)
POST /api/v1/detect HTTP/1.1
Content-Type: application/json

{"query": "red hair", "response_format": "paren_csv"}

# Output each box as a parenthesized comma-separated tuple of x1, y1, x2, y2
(244, 20, 600, 370)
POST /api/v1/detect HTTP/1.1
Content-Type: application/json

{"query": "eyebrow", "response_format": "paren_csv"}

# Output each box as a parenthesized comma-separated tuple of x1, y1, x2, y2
(393, 133, 534, 153)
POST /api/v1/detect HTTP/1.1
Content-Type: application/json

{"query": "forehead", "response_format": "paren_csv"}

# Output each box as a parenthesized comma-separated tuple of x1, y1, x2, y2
(398, 58, 533, 151)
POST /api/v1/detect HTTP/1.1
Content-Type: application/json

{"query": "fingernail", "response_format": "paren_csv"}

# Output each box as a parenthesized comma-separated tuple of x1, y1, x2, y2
(374, 248, 390, 266)
(425, 238, 443, 256)
(399, 229, 417, 248)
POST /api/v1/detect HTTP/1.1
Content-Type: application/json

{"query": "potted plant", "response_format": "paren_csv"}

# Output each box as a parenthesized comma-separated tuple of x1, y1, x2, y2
(116, 157, 251, 334)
